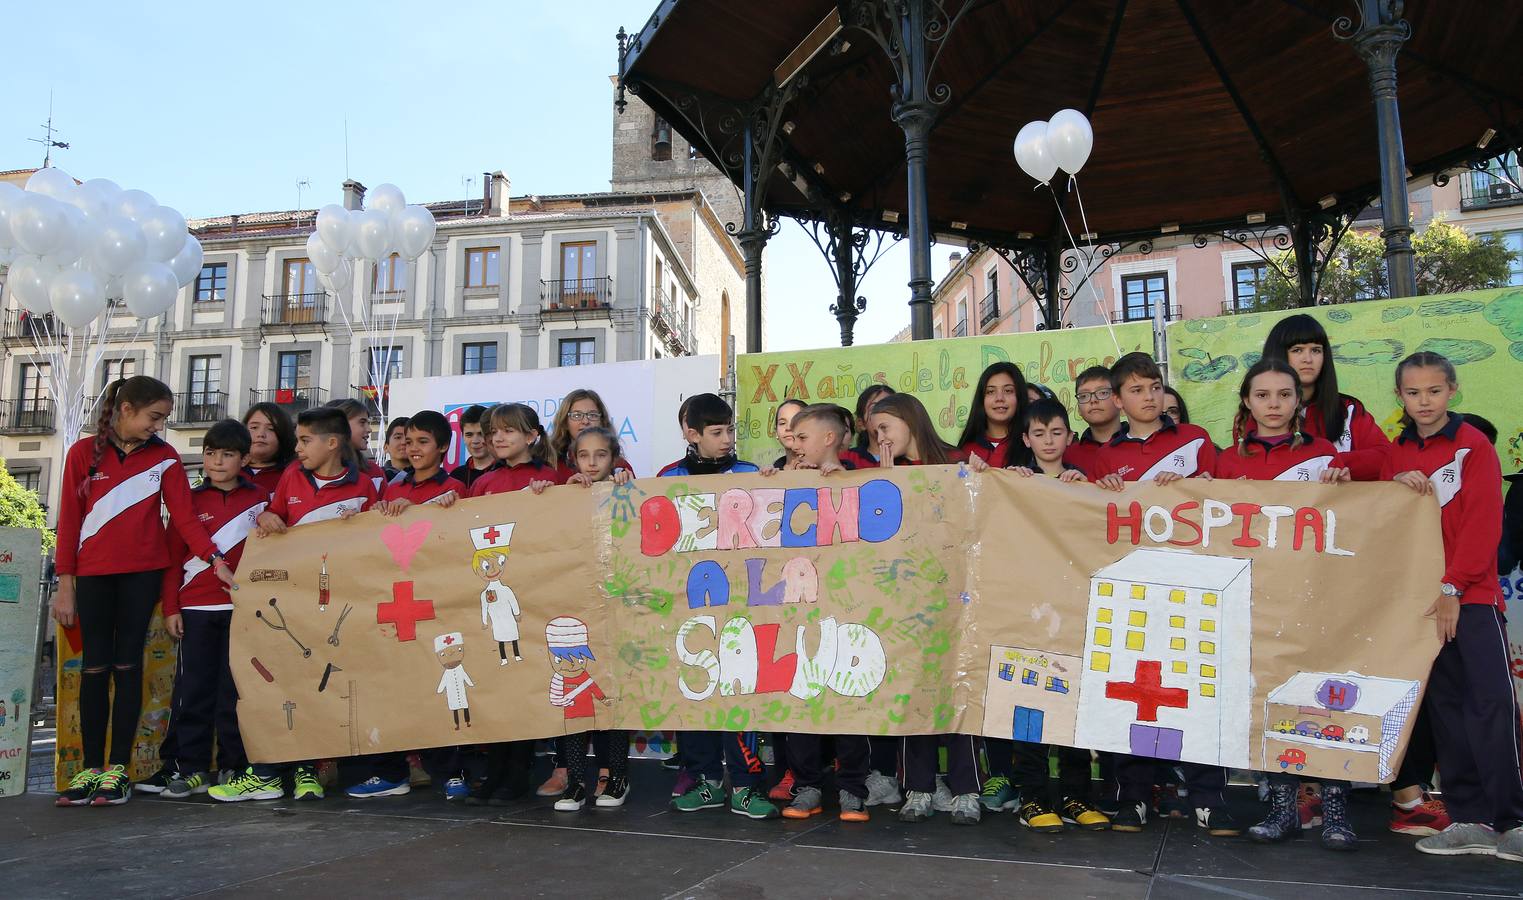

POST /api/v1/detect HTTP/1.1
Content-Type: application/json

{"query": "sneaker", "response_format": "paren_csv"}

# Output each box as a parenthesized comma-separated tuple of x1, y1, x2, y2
(670, 769, 698, 799)
(1060, 797, 1111, 831)
(782, 785, 823, 819)
(56, 768, 103, 807)
(1112, 801, 1148, 832)
(672, 778, 725, 812)
(209, 768, 284, 802)
(1160, 783, 1191, 819)
(864, 771, 902, 807)
(293, 766, 325, 801)
(596, 776, 630, 808)
(89, 766, 132, 806)
(1298, 782, 1324, 828)
(1416, 822, 1499, 856)
(465, 777, 510, 807)
(537, 767, 568, 798)
(1195, 806, 1240, 837)
(1496, 825, 1523, 863)
(932, 776, 956, 813)
(839, 790, 869, 822)
(730, 785, 780, 820)
(1018, 798, 1065, 833)
(769, 768, 798, 802)
(217, 768, 238, 786)
(950, 792, 982, 825)
(135, 767, 171, 795)
(163, 771, 211, 799)
(444, 777, 469, 800)
(899, 790, 935, 822)
(346, 776, 412, 799)
(980, 776, 1018, 813)
(554, 783, 588, 811)
(1390, 795, 1452, 836)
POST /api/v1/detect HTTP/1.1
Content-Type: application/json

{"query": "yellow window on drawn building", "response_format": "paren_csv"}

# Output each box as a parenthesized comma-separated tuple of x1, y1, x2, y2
(1169, 589, 1185, 604)
(1203, 592, 1218, 606)
(1094, 627, 1112, 648)
(1200, 683, 1216, 698)
(1130, 584, 1146, 600)
(1097, 608, 1113, 624)
(1098, 582, 1114, 597)
(1125, 631, 1146, 650)
(1200, 619, 1216, 633)
(1169, 615, 1185, 628)
(1172, 660, 1188, 674)
(1090, 652, 1110, 672)
(1128, 610, 1147, 626)
(1170, 637, 1186, 651)
(1199, 641, 1216, 655)
(1200, 664, 1217, 678)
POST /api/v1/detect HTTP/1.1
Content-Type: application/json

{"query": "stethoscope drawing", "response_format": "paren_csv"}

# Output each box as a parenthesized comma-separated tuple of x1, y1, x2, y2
(255, 597, 312, 658)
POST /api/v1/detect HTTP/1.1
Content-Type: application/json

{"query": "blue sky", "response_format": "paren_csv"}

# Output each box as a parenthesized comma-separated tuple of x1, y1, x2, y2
(2, 1, 943, 350)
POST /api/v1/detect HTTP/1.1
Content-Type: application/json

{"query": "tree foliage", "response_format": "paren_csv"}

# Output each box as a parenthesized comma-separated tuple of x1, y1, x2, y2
(1256, 217, 1516, 309)
(0, 459, 53, 551)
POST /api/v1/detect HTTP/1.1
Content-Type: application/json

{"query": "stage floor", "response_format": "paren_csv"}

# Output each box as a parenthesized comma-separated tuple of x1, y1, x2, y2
(5, 760, 1519, 899)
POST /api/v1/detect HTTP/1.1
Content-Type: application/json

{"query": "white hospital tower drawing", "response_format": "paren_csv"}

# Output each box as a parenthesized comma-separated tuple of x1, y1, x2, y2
(1073, 548, 1254, 768)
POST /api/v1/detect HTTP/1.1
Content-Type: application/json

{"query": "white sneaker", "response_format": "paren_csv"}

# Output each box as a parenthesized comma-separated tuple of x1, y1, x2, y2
(864, 771, 902, 807)
(1494, 824, 1523, 863)
(1416, 822, 1499, 856)
(932, 775, 956, 812)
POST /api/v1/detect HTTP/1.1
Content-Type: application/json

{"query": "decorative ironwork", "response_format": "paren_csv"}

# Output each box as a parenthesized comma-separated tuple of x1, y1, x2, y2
(1059, 240, 1152, 317)
(791, 208, 904, 345)
(1192, 226, 1296, 286)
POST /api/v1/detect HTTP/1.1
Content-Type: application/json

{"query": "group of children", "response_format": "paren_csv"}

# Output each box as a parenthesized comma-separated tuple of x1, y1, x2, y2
(47, 313, 1523, 864)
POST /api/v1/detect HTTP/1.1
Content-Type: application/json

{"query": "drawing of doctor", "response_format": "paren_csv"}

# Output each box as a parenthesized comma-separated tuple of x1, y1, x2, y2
(434, 633, 474, 730)
(469, 522, 522, 664)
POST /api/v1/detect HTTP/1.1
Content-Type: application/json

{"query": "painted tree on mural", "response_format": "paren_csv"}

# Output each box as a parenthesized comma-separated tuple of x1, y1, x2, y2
(1256, 218, 1516, 309)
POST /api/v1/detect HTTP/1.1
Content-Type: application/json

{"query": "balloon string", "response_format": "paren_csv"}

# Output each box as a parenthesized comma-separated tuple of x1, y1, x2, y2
(1043, 177, 1123, 356)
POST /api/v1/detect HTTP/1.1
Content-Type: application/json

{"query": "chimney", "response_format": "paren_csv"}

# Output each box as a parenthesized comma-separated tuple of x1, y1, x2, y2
(342, 179, 367, 211)
(948, 251, 963, 267)
(488, 171, 510, 217)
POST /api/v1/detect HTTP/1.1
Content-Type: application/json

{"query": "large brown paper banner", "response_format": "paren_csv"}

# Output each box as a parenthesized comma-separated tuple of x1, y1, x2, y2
(235, 467, 1443, 782)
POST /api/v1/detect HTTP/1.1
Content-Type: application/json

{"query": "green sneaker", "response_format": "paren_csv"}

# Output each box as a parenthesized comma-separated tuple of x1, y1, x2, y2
(671, 777, 725, 812)
(89, 765, 132, 806)
(56, 767, 103, 807)
(163, 771, 211, 799)
(209, 768, 284, 802)
(980, 775, 1018, 812)
(730, 785, 780, 820)
(293, 766, 324, 801)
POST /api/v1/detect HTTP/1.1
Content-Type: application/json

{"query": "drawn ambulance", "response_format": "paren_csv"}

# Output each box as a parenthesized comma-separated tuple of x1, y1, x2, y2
(1260, 672, 1420, 781)
(1073, 548, 1254, 768)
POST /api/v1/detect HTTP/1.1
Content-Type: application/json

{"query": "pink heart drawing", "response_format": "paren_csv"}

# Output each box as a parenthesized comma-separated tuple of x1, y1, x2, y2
(380, 521, 433, 573)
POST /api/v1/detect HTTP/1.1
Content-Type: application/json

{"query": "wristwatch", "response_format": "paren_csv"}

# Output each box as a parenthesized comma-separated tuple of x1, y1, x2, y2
(1440, 583, 1459, 598)
(208, 551, 226, 565)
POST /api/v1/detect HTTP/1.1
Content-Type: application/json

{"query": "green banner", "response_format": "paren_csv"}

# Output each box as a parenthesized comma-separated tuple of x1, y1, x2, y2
(1167, 287, 1523, 473)
(737, 322, 1154, 463)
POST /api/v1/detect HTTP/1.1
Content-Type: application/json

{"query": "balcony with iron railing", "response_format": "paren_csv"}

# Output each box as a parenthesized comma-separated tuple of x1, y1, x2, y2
(0, 398, 56, 434)
(248, 387, 327, 418)
(650, 285, 693, 355)
(540, 276, 613, 313)
(978, 289, 1000, 328)
(261, 292, 329, 327)
(1460, 166, 1523, 211)
(173, 391, 228, 427)
(953, 318, 968, 338)
(2, 310, 67, 343)
(1117, 304, 1182, 323)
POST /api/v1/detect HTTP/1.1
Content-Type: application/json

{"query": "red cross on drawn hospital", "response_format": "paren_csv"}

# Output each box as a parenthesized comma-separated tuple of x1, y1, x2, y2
(376, 580, 436, 642)
(1106, 660, 1189, 722)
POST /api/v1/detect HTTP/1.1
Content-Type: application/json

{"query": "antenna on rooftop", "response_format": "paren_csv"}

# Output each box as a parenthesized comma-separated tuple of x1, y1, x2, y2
(297, 178, 312, 221)
(462, 174, 478, 216)
(28, 91, 70, 168)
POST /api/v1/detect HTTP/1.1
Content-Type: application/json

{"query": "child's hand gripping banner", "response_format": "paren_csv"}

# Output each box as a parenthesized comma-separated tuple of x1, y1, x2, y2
(234, 467, 1444, 783)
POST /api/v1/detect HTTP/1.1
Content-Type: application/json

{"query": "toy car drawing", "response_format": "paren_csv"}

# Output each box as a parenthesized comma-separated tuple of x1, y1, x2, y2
(1346, 726, 1370, 744)
(1294, 721, 1321, 737)
(1319, 724, 1345, 742)
(1272, 719, 1297, 734)
(1277, 748, 1307, 771)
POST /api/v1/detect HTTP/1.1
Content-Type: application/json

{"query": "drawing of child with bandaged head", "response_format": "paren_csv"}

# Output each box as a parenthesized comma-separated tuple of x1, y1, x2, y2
(469, 522, 522, 664)
(435, 632, 474, 730)
(546, 616, 609, 721)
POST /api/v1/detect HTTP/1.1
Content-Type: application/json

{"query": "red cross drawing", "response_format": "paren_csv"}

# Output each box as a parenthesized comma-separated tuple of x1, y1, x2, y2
(1105, 660, 1189, 722)
(481, 525, 501, 544)
(441, 634, 457, 646)
(376, 580, 436, 642)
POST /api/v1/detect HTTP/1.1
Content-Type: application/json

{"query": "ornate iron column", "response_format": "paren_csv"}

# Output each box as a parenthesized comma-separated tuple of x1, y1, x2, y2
(795, 208, 902, 346)
(1338, 0, 1417, 299)
(847, 0, 976, 340)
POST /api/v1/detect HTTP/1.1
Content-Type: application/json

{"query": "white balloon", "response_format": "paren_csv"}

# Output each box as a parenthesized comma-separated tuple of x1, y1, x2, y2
(1014, 120, 1058, 185)
(138, 205, 188, 262)
(0, 246, 12, 267)
(392, 205, 437, 260)
(9, 192, 71, 256)
(91, 215, 149, 275)
(121, 260, 180, 318)
(25, 167, 77, 202)
(50, 267, 107, 328)
(116, 189, 158, 223)
(306, 232, 341, 275)
(169, 235, 204, 288)
(1046, 108, 1094, 176)
(104, 274, 125, 301)
(351, 209, 391, 261)
(320, 258, 353, 294)
(367, 183, 406, 216)
(6, 255, 57, 313)
(316, 204, 352, 254)
(0, 181, 23, 248)
(76, 178, 123, 217)
(44, 204, 91, 267)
